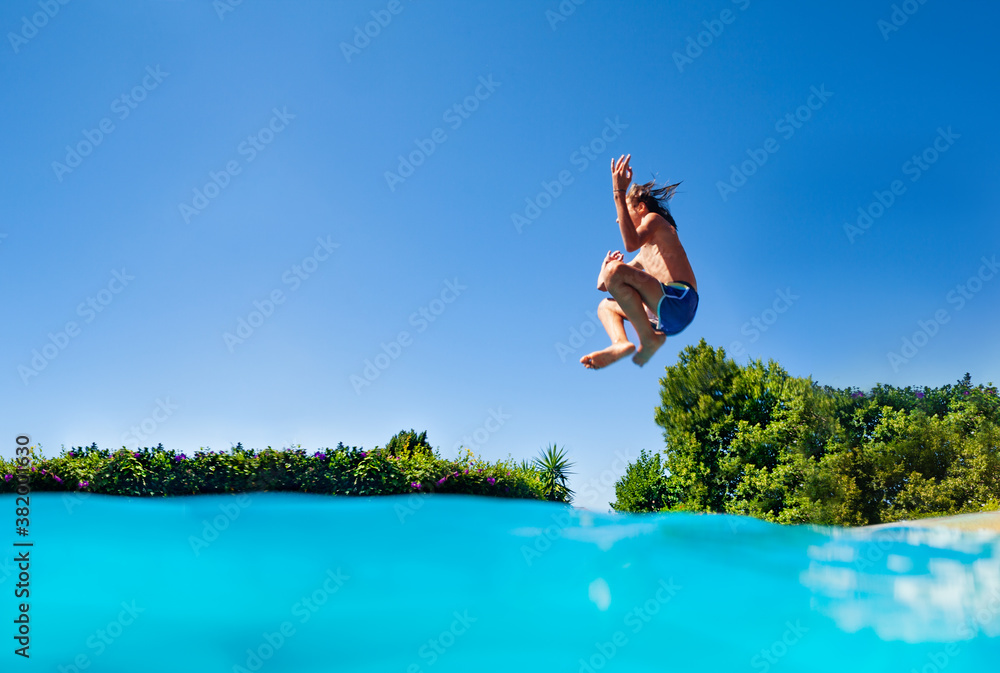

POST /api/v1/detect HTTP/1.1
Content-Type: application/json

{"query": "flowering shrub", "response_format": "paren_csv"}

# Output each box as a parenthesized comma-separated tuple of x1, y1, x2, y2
(0, 431, 556, 501)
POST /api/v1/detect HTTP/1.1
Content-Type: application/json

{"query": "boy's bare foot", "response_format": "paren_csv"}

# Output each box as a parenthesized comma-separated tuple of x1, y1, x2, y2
(580, 342, 636, 369)
(632, 332, 666, 367)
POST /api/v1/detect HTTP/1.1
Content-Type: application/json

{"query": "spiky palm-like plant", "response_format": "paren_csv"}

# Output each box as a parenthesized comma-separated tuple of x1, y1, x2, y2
(533, 444, 574, 503)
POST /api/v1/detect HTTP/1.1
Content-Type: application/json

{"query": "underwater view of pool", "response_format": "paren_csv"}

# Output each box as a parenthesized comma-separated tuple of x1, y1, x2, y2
(10, 492, 1000, 671)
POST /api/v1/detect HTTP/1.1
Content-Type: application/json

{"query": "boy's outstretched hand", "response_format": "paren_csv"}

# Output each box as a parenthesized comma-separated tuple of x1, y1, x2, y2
(612, 154, 632, 193)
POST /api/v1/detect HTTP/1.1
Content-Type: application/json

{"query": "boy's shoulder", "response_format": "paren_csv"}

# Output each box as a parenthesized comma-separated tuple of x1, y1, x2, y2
(643, 211, 676, 233)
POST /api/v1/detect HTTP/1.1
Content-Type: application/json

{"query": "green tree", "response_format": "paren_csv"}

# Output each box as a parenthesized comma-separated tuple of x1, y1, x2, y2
(623, 341, 1000, 526)
(611, 449, 680, 513)
(383, 429, 434, 458)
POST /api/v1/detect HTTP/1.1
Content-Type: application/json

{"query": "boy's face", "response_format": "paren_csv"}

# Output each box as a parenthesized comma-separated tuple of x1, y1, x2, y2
(626, 197, 644, 224)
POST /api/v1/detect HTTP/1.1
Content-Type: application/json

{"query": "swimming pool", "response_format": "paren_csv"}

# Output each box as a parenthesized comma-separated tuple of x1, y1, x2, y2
(11, 492, 1000, 671)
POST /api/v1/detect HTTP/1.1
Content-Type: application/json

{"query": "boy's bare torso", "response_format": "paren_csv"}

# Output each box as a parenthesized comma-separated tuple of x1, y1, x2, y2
(635, 215, 697, 293)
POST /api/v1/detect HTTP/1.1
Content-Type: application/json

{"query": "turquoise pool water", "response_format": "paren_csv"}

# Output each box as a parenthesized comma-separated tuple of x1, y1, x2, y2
(6, 492, 1000, 672)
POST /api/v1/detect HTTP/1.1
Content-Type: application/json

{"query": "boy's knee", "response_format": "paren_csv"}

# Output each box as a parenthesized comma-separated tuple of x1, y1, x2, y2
(606, 261, 628, 285)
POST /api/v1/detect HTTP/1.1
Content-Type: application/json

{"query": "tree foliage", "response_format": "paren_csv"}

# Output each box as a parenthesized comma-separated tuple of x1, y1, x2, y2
(609, 449, 682, 513)
(613, 340, 1000, 525)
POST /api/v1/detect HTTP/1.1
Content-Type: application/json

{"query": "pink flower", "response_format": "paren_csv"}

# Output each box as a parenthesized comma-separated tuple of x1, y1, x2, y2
(487, 477, 495, 485)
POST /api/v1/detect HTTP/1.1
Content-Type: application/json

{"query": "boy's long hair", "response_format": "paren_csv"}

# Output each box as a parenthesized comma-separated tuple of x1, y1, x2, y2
(628, 179, 681, 229)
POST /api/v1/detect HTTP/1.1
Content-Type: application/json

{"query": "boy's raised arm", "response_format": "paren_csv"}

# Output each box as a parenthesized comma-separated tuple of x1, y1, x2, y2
(612, 154, 642, 252)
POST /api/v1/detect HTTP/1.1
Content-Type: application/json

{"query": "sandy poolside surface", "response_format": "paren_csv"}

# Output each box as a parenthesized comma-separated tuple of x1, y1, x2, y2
(871, 510, 1000, 534)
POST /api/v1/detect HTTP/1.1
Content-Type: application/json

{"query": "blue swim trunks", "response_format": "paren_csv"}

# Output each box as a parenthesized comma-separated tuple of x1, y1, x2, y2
(649, 281, 698, 336)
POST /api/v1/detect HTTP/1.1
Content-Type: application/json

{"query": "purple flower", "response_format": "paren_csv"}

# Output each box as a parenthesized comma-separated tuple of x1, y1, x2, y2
(68, 452, 75, 457)
(54, 476, 63, 484)
(359, 451, 367, 458)
(487, 477, 496, 485)
(437, 477, 447, 485)
(963, 391, 970, 395)
(410, 482, 422, 490)
(852, 391, 864, 399)
(133, 452, 141, 458)
(315, 452, 327, 460)
(174, 454, 187, 462)
(915, 392, 925, 399)
(3, 475, 11, 482)
(78, 480, 89, 488)
(464, 469, 469, 474)
(477, 469, 483, 473)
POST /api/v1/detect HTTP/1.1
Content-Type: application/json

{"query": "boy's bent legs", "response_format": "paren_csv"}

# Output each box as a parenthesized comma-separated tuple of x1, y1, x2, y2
(597, 298, 629, 343)
(604, 261, 667, 366)
(580, 299, 635, 369)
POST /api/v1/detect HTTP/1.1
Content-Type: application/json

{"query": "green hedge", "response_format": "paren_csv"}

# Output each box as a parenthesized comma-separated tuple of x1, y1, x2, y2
(1, 429, 552, 501)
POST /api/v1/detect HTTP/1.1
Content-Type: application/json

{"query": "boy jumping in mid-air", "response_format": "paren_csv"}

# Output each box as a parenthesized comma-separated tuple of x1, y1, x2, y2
(581, 154, 698, 369)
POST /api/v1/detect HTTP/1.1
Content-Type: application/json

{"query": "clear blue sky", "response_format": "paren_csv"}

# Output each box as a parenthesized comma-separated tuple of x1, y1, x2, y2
(2, 0, 997, 511)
